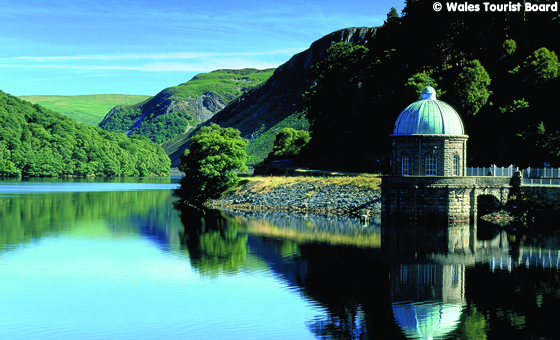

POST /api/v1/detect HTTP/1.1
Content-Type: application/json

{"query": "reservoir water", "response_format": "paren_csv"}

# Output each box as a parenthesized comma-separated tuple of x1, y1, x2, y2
(1, 178, 559, 339)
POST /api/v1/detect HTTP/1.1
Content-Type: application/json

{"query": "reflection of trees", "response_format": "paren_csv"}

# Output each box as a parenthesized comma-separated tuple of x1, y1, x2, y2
(177, 207, 248, 277)
(465, 265, 560, 339)
(299, 244, 401, 339)
(456, 305, 488, 340)
(0, 189, 171, 249)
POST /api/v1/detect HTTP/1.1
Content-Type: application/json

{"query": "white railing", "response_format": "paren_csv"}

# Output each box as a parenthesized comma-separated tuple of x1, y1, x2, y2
(524, 167, 560, 178)
(523, 178, 560, 186)
(464, 164, 560, 185)
(466, 164, 515, 177)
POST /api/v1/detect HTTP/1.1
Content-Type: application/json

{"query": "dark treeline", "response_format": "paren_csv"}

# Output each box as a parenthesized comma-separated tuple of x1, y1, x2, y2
(0, 90, 171, 177)
(299, 0, 560, 171)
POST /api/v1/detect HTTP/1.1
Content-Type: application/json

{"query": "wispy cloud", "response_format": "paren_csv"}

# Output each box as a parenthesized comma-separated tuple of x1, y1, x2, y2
(0, 61, 282, 72)
(0, 0, 401, 95)
(0, 48, 300, 72)
(0, 48, 305, 62)
(0, 47, 305, 75)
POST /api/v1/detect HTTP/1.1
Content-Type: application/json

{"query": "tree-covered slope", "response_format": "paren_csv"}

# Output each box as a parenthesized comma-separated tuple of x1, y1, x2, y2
(297, 0, 560, 171)
(99, 68, 274, 144)
(17, 94, 152, 125)
(162, 27, 376, 166)
(0, 90, 170, 177)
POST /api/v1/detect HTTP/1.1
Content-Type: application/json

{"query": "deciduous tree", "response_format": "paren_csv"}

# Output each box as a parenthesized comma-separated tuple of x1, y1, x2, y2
(522, 47, 559, 87)
(269, 128, 311, 159)
(175, 124, 248, 206)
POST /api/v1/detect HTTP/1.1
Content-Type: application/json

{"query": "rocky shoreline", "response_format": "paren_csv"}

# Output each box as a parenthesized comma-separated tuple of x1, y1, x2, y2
(205, 178, 523, 226)
(205, 180, 381, 217)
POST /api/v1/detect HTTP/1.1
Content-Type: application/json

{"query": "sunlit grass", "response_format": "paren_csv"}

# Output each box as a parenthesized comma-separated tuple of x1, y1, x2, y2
(234, 174, 381, 194)
(18, 94, 152, 125)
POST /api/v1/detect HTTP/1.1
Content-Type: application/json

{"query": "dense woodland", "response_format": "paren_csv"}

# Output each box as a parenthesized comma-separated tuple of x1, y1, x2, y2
(299, 0, 560, 171)
(0, 91, 171, 177)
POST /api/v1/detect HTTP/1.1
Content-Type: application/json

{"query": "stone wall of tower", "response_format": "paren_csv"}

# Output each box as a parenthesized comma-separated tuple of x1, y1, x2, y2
(442, 136, 468, 176)
(391, 135, 468, 177)
(381, 176, 512, 224)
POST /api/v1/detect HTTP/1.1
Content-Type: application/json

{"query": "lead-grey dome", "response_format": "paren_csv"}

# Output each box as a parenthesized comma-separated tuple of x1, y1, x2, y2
(393, 87, 466, 135)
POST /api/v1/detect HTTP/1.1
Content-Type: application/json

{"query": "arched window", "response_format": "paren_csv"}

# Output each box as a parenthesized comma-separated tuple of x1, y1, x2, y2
(452, 155, 459, 176)
(425, 154, 437, 176)
(402, 155, 410, 176)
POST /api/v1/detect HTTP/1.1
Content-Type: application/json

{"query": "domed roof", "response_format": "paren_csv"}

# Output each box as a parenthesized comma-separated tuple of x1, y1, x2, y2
(393, 87, 466, 135)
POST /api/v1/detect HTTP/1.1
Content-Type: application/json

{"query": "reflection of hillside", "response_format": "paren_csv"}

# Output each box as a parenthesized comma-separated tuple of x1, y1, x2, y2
(0, 189, 173, 249)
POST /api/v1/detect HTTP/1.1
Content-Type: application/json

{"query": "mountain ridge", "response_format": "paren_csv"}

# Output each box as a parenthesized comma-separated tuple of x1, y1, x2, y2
(162, 27, 378, 166)
(99, 68, 275, 144)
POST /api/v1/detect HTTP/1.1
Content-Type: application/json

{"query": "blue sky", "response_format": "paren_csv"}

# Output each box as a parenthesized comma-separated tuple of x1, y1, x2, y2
(0, 0, 405, 96)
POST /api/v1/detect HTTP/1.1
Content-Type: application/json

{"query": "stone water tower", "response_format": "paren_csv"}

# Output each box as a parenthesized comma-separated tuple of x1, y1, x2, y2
(382, 86, 513, 224)
(383, 86, 473, 224)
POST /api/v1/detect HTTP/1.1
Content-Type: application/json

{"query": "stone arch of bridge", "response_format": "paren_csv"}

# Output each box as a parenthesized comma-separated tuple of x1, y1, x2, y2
(476, 194, 502, 217)
(470, 184, 511, 221)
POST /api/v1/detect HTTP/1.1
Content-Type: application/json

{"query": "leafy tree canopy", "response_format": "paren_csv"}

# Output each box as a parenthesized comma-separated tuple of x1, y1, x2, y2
(404, 73, 445, 102)
(268, 128, 311, 160)
(499, 98, 529, 114)
(302, 42, 371, 137)
(521, 47, 559, 87)
(175, 124, 248, 206)
(502, 39, 517, 58)
(297, 0, 560, 169)
(453, 60, 492, 117)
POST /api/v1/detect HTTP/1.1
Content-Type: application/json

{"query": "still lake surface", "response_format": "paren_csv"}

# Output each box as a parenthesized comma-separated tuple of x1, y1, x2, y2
(1, 178, 559, 339)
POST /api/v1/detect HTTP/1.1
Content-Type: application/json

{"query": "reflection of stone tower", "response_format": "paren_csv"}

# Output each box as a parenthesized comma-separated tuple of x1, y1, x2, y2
(382, 222, 469, 339)
(382, 222, 477, 257)
(391, 263, 466, 339)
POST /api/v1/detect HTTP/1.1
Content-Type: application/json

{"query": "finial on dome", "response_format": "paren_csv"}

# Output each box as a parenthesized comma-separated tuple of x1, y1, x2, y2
(421, 86, 437, 100)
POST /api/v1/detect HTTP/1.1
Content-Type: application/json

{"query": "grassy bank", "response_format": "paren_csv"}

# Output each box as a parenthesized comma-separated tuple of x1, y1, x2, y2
(233, 174, 382, 193)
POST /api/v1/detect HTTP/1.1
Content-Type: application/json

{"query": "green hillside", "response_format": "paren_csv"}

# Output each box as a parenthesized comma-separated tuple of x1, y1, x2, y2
(0, 90, 170, 177)
(169, 68, 274, 100)
(99, 68, 275, 144)
(18, 94, 152, 125)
